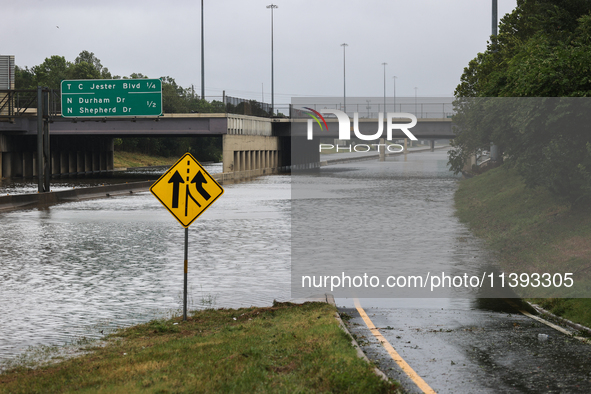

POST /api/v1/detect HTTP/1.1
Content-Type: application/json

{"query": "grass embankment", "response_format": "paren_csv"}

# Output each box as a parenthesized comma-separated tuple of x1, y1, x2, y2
(0, 302, 400, 393)
(113, 151, 177, 169)
(455, 165, 591, 327)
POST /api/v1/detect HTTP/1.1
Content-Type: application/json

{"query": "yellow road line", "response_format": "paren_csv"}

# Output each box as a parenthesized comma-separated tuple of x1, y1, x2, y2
(354, 298, 437, 394)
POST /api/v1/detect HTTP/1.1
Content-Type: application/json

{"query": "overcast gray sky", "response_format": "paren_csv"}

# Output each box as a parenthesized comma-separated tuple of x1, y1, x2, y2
(5, 0, 517, 103)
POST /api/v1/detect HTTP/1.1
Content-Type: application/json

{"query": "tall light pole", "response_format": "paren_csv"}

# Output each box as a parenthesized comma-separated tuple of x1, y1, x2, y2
(414, 87, 418, 116)
(492, 0, 498, 37)
(341, 43, 348, 114)
(381, 62, 387, 113)
(392, 76, 397, 112)
(267, 4, 278, 116)
(491, 0, 500, 161)
(201, 0, 205, 100)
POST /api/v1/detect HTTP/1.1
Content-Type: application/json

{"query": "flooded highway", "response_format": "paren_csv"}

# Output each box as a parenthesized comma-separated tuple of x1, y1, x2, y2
(2, 149, 590, 392)
(289, 149, 591, 393)
(0, 166, 290, 367)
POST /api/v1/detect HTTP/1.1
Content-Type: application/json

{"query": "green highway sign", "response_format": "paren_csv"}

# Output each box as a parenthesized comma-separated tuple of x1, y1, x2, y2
(61, 79, 163, 118)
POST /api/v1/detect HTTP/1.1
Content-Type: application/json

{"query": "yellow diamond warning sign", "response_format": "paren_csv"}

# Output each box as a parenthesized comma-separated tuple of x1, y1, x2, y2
(150, 153, 224, 228)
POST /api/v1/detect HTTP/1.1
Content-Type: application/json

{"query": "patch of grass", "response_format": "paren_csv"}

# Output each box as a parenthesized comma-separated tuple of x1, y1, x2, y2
(0, 302, 401, 393)
(455, 165, 591, 325)
(113, 151, 177, 169)
(530, 298, 591, 329)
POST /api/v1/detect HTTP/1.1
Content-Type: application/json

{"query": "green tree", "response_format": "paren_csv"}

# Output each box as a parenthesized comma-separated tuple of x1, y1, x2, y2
(31, 55, 71, 89)
(75, 50, 111, 79)
(449, 0, 591, 204)
(14, 66, 35, 89)
(69, 61, 101, 80)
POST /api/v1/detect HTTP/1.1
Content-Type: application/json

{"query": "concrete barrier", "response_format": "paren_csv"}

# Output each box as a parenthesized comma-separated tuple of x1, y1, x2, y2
(0, 181, 155, 211)
(0, 167, 287, 212)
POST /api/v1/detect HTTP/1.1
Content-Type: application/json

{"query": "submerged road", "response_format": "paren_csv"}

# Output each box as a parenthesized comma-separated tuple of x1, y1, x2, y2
(291, 149, 591, 392)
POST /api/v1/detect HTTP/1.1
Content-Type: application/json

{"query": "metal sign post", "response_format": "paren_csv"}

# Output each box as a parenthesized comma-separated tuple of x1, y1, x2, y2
(151, 153, 224, 321)
(37, 87, 51, 193)
(184, 227, 189, 320)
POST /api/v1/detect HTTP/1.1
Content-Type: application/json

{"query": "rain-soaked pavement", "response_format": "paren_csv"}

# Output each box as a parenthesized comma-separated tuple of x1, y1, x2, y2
(339, 298, 591, 393)
(294, 148, 591, 393)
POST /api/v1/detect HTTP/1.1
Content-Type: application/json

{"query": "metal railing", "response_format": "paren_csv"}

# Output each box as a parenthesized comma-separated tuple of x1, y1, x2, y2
(223, 96, 290, 118)
(291, 101, 454, 119)
(0, 89, 61, 118)
(1, 88, 291, 119)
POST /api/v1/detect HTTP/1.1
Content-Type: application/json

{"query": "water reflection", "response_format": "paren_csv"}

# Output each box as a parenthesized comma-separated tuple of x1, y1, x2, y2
(292, 150, 502, 299)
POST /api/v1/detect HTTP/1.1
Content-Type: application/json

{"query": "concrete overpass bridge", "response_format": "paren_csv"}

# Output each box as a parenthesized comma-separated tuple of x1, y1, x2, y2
(0, 111, 453, 179)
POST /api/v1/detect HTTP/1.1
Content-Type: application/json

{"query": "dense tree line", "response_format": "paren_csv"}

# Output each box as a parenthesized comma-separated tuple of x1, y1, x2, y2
(449, 0, 591, 205)
(15, 51, 223, 162)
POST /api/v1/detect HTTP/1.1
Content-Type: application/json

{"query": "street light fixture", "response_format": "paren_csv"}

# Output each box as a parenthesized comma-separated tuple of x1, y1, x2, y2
(267, 4, 278, 116)
(341, 43, 348, 114)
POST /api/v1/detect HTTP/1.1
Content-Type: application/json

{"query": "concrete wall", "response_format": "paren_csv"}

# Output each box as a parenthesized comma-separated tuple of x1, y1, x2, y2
(222, 134, 281, 175)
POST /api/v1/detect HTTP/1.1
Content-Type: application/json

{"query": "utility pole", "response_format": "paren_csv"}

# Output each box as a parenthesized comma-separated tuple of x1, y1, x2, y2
(492, 0, 498, 37)
(267, 4, 278, 116)
(393, 76, 397, 112)
(382, 63, 387, 114)
(490, 0, 500, 161)
(201, 0, 205, 100)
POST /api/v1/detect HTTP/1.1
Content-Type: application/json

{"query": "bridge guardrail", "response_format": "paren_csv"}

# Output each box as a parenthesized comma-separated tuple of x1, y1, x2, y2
(290, 100, 455, 119)
(0, 89, 61, 119)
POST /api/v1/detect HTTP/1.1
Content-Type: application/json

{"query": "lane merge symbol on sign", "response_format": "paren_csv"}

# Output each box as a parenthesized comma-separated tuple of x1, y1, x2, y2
(150, 153, 224, 228)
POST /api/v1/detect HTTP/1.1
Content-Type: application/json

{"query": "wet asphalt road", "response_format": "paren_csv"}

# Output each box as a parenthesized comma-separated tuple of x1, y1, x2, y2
(339, 298, 591, 393)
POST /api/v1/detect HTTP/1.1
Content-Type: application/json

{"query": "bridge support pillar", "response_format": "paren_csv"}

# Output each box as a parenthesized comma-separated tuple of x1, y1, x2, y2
(85, 152, 92, 173)
(379, 138, 385, 161)
(23, 152, 34, 178)
(77, 152, 84, 174)
(2, 152, 11, 178)
(222, 134, 280, 176)
(12, 152, 23, 177)
(68, 152, 76, 175)
(32, 152, 38, 177)
(51, 152, 60, 175)
(430, 140, 435, 152)
(107, 150, 114, 171)
(100, 152, 106, 172)
(92, 152, 100, 173)
(60, 152, 68, 175)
